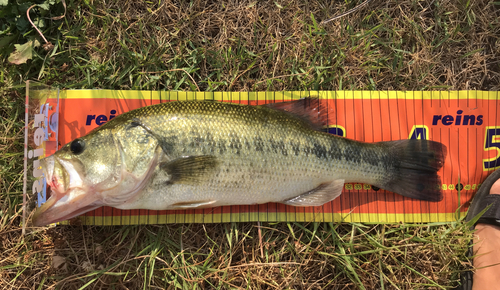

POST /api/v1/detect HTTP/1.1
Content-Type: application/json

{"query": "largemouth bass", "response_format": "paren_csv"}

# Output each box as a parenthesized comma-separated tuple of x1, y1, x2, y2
(32, 99, 447, 226)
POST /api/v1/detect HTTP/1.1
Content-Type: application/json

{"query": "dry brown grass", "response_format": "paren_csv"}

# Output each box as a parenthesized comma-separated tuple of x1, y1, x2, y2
(63, 0, 500, 91)
(2, 222, 472, 289)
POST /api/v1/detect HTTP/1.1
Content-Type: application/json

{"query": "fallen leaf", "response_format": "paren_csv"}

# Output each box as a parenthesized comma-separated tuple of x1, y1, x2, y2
(8, 40, 40, 65)
(42, 42, 54, 51)
(95, 243, 103, 255)
(82, 261, 94, 273)
(52, 255, 67, 270)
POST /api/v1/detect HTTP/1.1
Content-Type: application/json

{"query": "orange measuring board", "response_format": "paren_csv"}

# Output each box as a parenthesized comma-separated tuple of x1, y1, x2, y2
(26, 87, 500, 225)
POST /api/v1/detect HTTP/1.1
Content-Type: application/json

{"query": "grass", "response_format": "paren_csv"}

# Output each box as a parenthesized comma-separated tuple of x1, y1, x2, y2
(1, 0, 499, 288)
(0, 220, 475, 289)
(2, 0, 499, 91)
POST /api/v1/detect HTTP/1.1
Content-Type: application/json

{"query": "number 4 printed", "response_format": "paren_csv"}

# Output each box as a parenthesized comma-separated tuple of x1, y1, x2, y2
(408, 125, 429, 140)
(483, 126, 500, 171)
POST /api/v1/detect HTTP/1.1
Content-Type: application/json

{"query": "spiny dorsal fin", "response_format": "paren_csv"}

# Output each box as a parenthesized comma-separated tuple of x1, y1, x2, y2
(263, 96, 333, 131)
(282, 179, 345, 207)
(160, 155, 219, 184)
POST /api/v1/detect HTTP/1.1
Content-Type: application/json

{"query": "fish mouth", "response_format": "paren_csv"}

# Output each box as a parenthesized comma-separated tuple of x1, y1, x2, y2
(32, 156, 102, 226)
(31, 192, 102, 226)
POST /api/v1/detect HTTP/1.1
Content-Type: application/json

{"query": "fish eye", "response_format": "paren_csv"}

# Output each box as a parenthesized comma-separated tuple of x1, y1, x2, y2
(70, 139, 85, 155)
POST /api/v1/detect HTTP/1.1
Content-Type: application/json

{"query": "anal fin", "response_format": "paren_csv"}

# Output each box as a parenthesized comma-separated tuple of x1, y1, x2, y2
(283, 179, 345, 207)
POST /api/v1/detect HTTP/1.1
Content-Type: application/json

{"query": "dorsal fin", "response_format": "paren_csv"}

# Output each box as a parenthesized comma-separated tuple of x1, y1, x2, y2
(263, 97, 333, 130)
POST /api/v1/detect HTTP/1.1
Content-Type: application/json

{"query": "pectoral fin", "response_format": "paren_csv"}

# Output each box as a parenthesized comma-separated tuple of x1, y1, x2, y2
(160, 155, 219, 184)
(283, 179, 345, 206)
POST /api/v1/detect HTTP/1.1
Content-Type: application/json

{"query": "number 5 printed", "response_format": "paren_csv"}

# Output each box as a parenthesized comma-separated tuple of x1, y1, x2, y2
(484, 126, 500, 171)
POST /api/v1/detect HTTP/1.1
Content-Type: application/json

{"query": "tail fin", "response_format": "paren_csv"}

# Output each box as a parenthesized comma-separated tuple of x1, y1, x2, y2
(378, 139, 447, 202)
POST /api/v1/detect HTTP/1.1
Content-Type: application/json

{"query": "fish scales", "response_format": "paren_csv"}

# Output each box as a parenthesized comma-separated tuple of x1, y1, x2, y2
(110, 101, 396, 209)
(32, 99, 447, 226)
